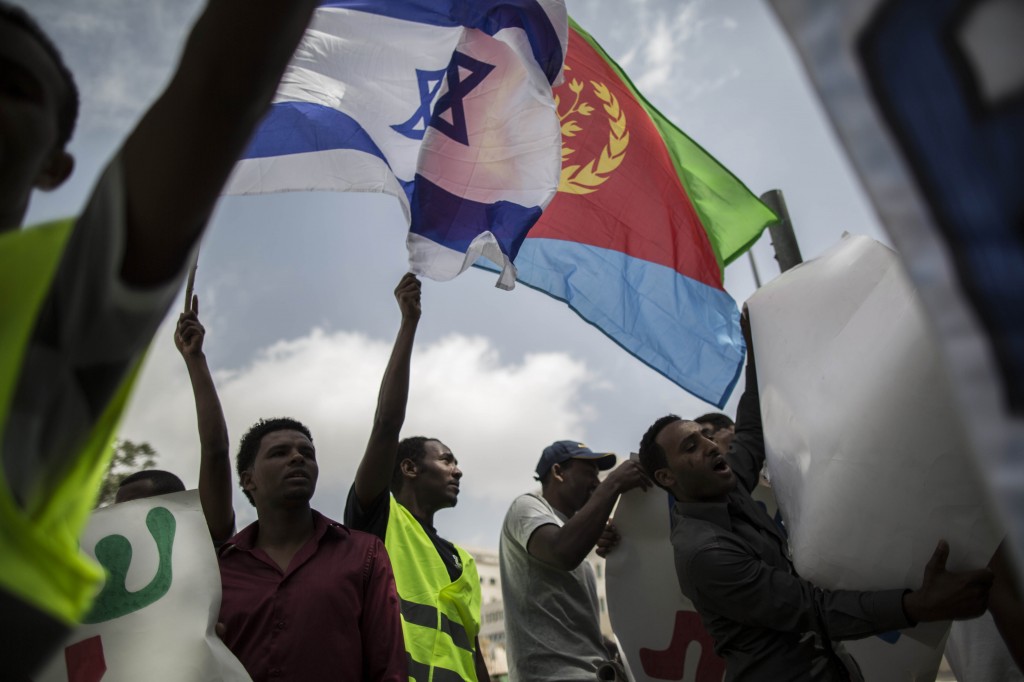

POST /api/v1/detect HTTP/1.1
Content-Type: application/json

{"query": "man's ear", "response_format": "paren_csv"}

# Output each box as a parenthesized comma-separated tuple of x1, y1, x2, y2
(551, 462, 565, 483)
(35, 150, 74, 191)
(654, 468, 675, 490)
(240, 469, 255, 494)
(400, 458, 418, 480)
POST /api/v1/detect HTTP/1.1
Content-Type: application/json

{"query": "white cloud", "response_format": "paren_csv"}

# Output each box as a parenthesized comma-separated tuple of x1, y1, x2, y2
(626, 1, 742, 100)
(118, 319, 595, 541)
(634, 21, 674, 91)
(617, 44, 639, 70)
(632, 3, 697, 92)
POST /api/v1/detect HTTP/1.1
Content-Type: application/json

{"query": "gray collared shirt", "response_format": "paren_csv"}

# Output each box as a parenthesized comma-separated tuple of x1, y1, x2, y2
(670, 360, 911, 681)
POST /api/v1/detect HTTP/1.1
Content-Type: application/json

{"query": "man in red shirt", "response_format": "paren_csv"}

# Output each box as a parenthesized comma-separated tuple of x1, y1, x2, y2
(218, 418, 406, 682)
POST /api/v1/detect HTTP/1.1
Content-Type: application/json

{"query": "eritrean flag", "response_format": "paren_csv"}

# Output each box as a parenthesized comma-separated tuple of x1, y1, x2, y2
(512, 19, 776, 407)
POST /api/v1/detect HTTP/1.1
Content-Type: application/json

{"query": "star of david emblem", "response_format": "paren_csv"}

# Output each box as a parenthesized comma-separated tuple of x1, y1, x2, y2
(392, 51, 495, 146)
(391, 68, 446, 140)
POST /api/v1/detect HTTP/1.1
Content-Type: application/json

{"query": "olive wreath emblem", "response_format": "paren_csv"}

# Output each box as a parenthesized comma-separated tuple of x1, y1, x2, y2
(556, 72, 629, 195)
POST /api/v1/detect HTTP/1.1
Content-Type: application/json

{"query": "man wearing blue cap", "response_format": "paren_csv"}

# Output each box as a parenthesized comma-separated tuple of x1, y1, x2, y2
(499, 440, 651, 680)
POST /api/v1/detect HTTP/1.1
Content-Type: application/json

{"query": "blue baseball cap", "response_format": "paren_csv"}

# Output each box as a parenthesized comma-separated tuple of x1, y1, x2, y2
(535, 440, 616, 481)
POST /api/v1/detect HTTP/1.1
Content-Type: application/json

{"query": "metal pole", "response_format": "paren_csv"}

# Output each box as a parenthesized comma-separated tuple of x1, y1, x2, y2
(747, 251, 762, 289)
(183, 250, 199, 313)
(760, 189, 803, 273)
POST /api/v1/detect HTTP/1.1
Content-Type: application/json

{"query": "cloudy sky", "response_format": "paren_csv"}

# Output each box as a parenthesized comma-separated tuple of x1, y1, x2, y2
(22, 0, 888, 546)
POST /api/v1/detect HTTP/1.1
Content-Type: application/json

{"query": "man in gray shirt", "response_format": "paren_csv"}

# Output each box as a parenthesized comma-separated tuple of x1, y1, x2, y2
(499, 441, 650, 680)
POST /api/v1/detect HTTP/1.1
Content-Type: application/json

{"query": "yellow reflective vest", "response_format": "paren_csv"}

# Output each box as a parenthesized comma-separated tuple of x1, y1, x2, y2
(385, 495, 482, 682)
(0, 220, 141, 624)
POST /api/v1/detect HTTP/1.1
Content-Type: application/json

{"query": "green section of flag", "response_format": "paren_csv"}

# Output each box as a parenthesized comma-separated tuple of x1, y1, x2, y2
(568, 17, 777, 273)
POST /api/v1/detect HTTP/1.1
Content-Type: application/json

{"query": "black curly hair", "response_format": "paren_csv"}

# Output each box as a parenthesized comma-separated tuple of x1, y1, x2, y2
(391, 436, 443, 492)
(694, 412, 734, 432)
(638, 414, 683, 490)
(236, 417, 313, 506)
(117, 469, 185, 497)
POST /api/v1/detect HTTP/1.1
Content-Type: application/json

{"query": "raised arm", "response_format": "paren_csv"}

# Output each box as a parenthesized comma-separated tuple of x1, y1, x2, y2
(527, 462, 650, 571)
(175, 295, 234, 541)
(119, 0, 319, 287)
(727, 307, 764, 492)
(353, 274, 421, 507)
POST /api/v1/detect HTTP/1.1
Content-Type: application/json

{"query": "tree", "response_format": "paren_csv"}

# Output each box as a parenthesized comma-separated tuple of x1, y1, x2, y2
(96, 439, 158, 507)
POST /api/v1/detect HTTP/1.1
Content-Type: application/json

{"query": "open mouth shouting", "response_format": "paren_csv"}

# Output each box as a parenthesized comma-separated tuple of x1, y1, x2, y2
(711, 455, 732, 476)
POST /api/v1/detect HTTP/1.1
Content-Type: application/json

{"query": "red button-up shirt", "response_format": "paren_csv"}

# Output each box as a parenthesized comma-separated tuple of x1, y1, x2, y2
(218, 510, 406, 681)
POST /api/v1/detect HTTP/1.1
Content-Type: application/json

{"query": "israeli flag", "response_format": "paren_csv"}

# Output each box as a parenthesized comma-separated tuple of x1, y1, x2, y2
(227, 0, 567, 289)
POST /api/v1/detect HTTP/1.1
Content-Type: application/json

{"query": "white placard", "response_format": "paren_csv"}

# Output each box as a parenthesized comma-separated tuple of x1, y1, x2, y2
(748, 234, 1001, 647)
(36, 490, 250, 681)
(606, 484, 726, 682)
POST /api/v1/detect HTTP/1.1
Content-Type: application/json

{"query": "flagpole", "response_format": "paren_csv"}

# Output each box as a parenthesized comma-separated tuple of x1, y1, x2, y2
(760, 189, 803, 273)
(747, 251, 763, 289)
(183, 250, 199, 313)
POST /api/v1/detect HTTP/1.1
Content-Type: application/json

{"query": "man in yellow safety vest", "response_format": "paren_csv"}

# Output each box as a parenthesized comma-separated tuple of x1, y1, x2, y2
(346, 273, 491, 682)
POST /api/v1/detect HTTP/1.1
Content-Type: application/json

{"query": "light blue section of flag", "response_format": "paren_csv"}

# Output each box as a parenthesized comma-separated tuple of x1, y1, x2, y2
(502, 238, 746, 408)
(228, 1, 567, 288)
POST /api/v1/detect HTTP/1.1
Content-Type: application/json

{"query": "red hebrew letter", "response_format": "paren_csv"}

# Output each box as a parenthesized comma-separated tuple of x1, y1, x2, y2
(65, 635, 106, 682)
(639, 610, 725, 681)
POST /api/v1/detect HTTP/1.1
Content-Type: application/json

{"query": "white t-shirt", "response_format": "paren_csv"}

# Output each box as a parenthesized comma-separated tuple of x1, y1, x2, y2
(946, 612, 1023, 682)
(499, 491, 607, 681)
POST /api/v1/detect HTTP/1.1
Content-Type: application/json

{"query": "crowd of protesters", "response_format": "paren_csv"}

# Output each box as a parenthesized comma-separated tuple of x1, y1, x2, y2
(2, 2, 1021, 681)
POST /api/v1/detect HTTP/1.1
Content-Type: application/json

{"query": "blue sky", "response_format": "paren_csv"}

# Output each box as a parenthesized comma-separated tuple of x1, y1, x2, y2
(22, 0, 888, 547)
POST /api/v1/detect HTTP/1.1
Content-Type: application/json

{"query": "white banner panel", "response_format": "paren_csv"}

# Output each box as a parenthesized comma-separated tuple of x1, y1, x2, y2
(36, 490, 250, 682)
(747, 234, 1001, 648)
(606, 483, 725, 682)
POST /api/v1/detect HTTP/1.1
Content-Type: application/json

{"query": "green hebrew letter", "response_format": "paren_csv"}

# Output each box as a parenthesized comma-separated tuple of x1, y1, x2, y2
(82, 506, 176, 623)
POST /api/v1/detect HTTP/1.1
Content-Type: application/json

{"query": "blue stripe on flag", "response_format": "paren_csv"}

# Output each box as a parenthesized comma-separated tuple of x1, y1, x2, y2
(242, 101, 387, 161)
(506, 238, 746, 407)
(408, 175, 541, 260)
(241, 101, 414, 200)
(321, 0, 563, 83)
